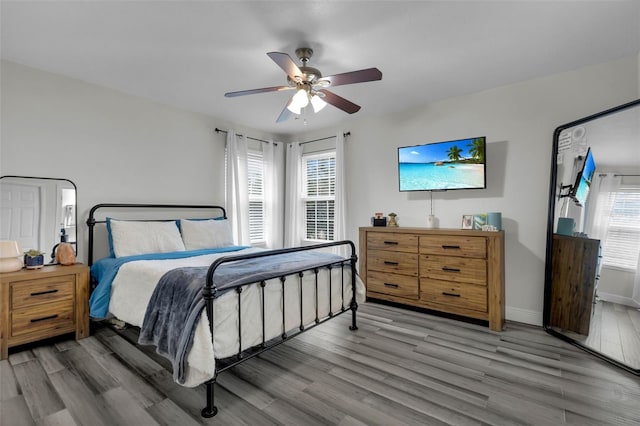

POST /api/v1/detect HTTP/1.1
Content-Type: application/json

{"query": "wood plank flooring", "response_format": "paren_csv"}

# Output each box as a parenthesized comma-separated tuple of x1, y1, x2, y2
(554, 300, 640, 370)
(2, 302, 640, 425)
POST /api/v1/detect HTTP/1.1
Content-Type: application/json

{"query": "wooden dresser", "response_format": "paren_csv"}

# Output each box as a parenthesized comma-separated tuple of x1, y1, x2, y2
(359, 227, 505, 331)
(0, 263, 90, 359)
(549, 234, 600, 335)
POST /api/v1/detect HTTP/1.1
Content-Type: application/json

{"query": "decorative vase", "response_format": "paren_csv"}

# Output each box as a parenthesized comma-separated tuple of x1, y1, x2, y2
(24, 254, 44, 269)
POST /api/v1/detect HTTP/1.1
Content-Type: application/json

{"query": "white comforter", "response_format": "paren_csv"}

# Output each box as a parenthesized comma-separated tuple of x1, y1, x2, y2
(108, 248, 366, 387)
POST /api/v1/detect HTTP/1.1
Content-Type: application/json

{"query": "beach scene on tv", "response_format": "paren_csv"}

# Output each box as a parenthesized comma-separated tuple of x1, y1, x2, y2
(398, 137, 486, 191)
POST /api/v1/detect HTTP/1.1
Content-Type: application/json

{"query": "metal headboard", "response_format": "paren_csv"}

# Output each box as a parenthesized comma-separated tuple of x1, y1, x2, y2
(86, 203, 227, 266)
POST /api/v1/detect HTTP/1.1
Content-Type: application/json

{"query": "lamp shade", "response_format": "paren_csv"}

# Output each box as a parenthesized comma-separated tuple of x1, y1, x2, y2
(287, 88, 309, 114)
(0, 240, 23, 273)
(310, 94, 327, 112)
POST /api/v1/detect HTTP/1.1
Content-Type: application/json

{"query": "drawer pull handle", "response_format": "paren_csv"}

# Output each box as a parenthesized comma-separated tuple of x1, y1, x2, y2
(383, 241, 399, 245)
(384, 283, 399, 288)
(442, 292, 461, 297)
(442, 266, 461, 273)
(442, 245, 461, 250)
(30, 314, 58, 323)
(30, 289, 59, 297)
(384, 261, 399, 266)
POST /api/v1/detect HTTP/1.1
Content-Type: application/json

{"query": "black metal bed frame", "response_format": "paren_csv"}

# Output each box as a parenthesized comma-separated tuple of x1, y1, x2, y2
(87, 203, 359, 418)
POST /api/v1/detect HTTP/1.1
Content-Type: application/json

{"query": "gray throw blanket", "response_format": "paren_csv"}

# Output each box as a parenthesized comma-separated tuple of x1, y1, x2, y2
(138, 251, 347, 384)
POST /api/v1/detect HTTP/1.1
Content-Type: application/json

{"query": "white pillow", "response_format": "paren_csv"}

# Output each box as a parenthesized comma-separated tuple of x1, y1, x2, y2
(180, 219, 234, 250)
(109, 219, 186, 257)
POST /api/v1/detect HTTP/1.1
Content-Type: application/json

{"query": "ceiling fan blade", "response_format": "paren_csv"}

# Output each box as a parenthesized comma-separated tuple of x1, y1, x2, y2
(318, 68, 382, 87)
(267, 52, 302, 80)
(276, 101, 294, 123)
(225, 86, 292, 97)
(318, 89, 361, 114)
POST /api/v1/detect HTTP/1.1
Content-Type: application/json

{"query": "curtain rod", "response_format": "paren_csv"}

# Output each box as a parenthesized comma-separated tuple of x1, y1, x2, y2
(214, 128, 277, 145)
(299, 131, 351, 145)
(215, 127, 351, 146)
(598, 173, 640, 177)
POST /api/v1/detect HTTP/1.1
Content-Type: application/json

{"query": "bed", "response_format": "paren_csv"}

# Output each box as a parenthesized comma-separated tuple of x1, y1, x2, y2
(86, 203, 365, 417)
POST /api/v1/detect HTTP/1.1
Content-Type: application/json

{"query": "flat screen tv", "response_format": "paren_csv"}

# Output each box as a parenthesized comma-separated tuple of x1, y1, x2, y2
(571, 147, 596, 207)
(398, 137, 486, 191)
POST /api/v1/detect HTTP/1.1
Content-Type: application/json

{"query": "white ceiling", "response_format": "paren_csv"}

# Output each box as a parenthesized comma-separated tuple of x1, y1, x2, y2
(1, 1, 639, 137)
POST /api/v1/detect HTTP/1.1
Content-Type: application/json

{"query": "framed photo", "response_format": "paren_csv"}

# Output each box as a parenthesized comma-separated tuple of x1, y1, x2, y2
(461, 214, 473, 229)
(473, 214, 487, 230)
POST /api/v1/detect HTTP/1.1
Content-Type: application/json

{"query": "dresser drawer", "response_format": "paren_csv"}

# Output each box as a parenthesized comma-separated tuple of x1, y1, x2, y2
(367, 270, 419, 299)
(368, 250, 418, 276)
(11, 275, 75, 309)
(11, 299, 75, 338)
(420, 235, 487, 258)
(420, 279, 487, 312)
(367, 232, 418, 253)
(420, 255, 487, 285)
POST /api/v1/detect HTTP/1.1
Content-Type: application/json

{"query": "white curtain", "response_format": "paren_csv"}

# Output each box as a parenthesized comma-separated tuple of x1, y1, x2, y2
(284, 142, 303, 247)
(263, 140, 284, 249)
(225, 130, 251, 245)
(585, 173, 621, 243)
(333, 131, 347, 256)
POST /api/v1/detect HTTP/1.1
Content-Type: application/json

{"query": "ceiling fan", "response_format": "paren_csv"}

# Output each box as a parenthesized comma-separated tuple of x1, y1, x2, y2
(224, 47, 382, 123)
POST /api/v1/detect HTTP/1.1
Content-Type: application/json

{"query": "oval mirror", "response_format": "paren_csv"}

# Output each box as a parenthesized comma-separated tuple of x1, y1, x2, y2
(0, 175, 77, 263)
(544, 99, 640, 375)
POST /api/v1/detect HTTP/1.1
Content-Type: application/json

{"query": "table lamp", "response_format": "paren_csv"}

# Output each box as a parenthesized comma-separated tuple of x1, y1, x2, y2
(0, 240, 23, 272)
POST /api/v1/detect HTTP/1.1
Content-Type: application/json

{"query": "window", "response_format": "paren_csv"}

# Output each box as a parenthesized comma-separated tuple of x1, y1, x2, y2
(601, 189, 640, 270)
(247, 150, 265, 244)
(302, 151, 336, 241)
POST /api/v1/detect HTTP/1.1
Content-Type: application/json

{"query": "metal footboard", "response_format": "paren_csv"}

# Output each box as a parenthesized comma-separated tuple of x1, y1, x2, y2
(200, 240, 359, 418)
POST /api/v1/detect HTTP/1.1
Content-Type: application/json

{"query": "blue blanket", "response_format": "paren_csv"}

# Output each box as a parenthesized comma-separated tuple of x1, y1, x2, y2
(138, 250, 348, 385)
(89, 246, 248, 319)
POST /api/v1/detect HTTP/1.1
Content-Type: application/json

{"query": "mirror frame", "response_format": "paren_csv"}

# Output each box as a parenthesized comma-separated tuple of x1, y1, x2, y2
(0, 175, 78, 263)
(543, 98, 640, 376)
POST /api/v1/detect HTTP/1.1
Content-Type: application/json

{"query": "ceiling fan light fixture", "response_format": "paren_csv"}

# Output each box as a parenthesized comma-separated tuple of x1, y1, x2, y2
(287, 88, 309, 114)
(310, 94, 327, 112)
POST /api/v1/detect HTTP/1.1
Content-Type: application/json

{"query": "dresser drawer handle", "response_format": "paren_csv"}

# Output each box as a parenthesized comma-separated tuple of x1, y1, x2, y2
(30, 289, 59, 297)
(384, 261, 399, 266)
(442, 292, 461, 297)
(384, 283, 399, 288)
(441, 266, 461, 273)
(441, 245, 461, 250)
(383, 241, 399, 245)
(30, 314, 59, 323)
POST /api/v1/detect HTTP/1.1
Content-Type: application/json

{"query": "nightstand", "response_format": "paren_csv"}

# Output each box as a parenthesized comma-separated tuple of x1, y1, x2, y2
(0, 263, 90, 359)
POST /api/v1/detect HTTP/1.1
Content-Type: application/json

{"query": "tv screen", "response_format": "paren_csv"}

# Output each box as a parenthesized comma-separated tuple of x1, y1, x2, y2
(398, 137, 486, 191)
(571, 147, 596, 207)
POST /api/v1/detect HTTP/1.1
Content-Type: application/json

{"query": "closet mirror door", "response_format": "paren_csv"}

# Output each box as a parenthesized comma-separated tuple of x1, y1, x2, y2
(0, 175, 77, 263)
(544, 99, 640, 374)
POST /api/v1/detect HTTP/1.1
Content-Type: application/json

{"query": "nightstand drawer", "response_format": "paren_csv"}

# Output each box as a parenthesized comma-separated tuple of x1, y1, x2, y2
(368, 249, 418, 276)
(11, 299, 75, 338)
(420, 279, 487, 312)
(420, 255, 487, 285)
(367, 270, 419, 299)
(367, 232, 419, 253)
(11, 275, 75, 309)
(420, 235, 487, 258)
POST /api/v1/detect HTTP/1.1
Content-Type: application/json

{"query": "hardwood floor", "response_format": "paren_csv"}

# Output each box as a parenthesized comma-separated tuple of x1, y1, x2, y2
(2, 302, 640, 425)
(554, 300, 640, 370)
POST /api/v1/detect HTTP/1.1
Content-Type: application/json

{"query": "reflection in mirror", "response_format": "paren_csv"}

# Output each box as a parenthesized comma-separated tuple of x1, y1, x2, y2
(0, 176, 77, 263)
(545, 99, 640, 375)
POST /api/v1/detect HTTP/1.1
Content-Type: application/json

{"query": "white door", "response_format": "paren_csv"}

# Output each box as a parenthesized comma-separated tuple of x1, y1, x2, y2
(0, 183, 41, 252)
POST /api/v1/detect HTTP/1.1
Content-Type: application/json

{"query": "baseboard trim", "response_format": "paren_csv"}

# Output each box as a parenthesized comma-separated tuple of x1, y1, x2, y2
(598, 292, 640, 308)
(506, 306, 542, 326)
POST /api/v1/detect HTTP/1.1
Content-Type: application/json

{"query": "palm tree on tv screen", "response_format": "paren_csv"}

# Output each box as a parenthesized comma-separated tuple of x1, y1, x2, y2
(447, 145, 463, 162)
(468, 138, 485, 163)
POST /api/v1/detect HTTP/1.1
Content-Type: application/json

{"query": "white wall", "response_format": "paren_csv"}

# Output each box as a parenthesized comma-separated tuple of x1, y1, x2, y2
(2, 56, 638, 326)
(0, 60, 276, 262)
(300, 55, 639, 325)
